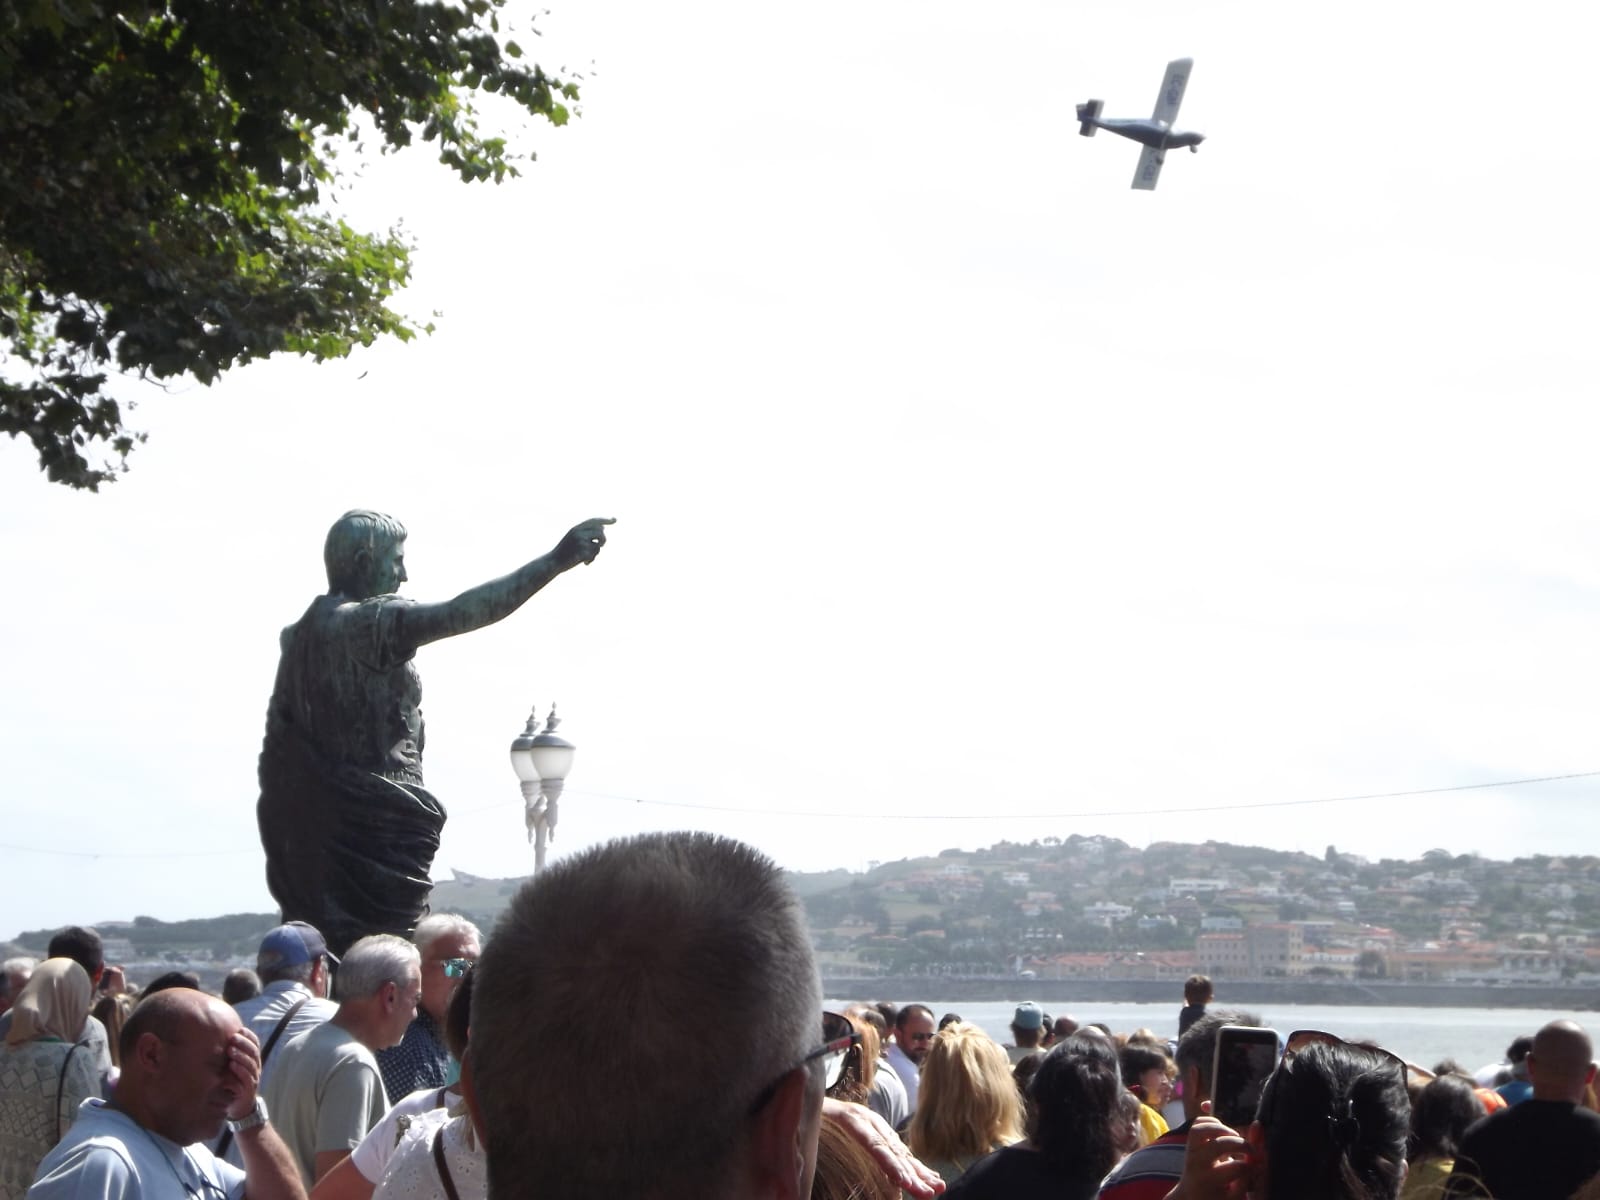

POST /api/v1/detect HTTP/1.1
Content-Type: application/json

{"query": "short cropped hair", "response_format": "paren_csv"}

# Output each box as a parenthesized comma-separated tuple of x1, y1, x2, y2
(1184, 974, 1214, 1004)
(48, 927, 104, 977)
(896, 1003, 934, 1031)
(471, 832, 821, 1199)
(323, 510, 406, 594)
(413, 913, 482, 957)
(1175, 1010, 1264, 1098)
(258, 958, 315, 987)
(223, 969, 262, 1006)
(335, 934, 420, 1001)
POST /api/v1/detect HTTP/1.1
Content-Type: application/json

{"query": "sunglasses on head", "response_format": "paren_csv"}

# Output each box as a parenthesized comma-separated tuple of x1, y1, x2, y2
(1281, 1030, 1408, 1079)
(748, 1011, 861, 1115)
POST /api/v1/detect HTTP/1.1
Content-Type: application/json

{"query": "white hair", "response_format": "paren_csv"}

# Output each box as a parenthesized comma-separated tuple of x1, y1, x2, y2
(413, 913, 481, 957)
(335, 934, 420, 1001)
(472, 832, 821, 1198)
(0, 958, 35, 999)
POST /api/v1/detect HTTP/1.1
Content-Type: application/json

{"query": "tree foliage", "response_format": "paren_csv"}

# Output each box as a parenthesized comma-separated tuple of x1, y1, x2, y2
(0, 0, 576, 487)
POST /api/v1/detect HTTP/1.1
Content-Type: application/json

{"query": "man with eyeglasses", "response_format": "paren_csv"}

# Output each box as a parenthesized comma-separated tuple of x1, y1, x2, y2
(467, 832, 942, 1199)
(375, 914, 479, 1104)
(28, 988, 305, 1200)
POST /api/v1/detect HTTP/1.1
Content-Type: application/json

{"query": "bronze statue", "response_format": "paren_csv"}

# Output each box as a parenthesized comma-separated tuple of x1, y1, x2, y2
(257, 512, 613, 955)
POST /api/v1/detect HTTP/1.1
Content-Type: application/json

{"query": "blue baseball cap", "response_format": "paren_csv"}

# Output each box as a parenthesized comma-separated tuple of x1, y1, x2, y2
(1013, 1001, 1044, 1031)
(257, 921, 337, 972)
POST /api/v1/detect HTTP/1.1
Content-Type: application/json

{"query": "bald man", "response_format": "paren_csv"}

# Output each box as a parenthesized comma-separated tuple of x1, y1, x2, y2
(1445, 1019, 1600, 1200)
(28, 989, 304, 1200)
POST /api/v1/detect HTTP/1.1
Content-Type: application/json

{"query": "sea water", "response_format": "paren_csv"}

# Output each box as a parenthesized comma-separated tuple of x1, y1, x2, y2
(826, 998, 1594, 1072)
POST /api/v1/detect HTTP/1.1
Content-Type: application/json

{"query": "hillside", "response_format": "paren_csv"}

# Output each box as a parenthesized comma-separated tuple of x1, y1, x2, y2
(8, 838, 1597, 990)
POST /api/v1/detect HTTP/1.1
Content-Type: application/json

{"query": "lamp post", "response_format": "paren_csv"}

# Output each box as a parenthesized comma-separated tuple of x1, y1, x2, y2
(509, 704, 576, 873)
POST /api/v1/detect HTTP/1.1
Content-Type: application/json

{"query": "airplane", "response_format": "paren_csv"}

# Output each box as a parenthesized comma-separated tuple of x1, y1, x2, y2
(1077, 58, 1203, 190)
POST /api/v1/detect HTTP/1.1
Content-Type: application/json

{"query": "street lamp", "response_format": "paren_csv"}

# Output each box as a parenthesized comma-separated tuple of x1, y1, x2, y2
(509, 704, 576, 873)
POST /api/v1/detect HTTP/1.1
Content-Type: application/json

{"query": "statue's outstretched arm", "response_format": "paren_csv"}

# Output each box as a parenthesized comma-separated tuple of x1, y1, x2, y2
(399, 518, 613, 649)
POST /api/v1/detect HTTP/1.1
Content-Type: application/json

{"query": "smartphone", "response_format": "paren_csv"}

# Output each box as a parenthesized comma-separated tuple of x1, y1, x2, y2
(1210, 1026, 1280, 1128)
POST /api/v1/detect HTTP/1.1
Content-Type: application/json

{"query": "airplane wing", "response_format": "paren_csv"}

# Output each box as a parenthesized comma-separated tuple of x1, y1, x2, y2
(1149, 57, 1192, 126)
(1132, 145, 1164, 190)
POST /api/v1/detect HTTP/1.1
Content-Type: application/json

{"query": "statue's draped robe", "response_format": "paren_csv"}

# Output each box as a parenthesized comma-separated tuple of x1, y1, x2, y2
(258, 593, 446, 956)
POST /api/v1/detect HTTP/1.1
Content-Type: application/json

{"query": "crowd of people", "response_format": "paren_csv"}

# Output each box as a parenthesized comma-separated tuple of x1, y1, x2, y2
(3, 842, 1600, 1200)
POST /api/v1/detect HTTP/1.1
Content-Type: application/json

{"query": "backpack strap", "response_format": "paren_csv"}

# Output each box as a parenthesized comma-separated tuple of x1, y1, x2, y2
(214, 996, 310, 1158)
(55, 1041, 85, 1144)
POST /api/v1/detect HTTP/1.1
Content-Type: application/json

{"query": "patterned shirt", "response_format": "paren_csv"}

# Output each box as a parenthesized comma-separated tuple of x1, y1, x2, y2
(375, 1011, 450, 1105)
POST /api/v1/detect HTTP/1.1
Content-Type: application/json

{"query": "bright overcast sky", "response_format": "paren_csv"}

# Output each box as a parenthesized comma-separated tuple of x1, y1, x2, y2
(3, 1, 1599, 936)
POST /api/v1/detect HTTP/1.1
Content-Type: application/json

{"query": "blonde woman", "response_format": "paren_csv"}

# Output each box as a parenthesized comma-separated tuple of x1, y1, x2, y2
(905, 1022, 1024, 1186)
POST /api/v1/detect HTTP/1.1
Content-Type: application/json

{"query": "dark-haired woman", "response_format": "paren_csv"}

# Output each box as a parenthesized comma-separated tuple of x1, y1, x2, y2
(1400, 1074, 1482, 1200)
(1170, 1036, 1410, 1200)
(943, 1031, 1122, 1200)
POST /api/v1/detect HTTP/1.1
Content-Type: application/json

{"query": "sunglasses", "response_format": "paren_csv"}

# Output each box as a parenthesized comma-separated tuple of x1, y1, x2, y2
(442, 957, 476, 979)
(748, 1011, 861, 1115)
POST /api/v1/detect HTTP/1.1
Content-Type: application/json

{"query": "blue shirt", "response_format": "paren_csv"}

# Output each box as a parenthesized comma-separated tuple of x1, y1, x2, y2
(374, 1010, 450, 1105)
(28, 1100, 245, 1200)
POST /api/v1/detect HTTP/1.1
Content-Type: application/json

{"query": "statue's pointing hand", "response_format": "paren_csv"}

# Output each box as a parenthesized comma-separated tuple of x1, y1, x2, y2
(559, 517, 616, 567)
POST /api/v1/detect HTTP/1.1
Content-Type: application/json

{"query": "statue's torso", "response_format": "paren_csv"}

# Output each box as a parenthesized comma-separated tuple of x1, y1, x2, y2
(267, 592, 424, 783)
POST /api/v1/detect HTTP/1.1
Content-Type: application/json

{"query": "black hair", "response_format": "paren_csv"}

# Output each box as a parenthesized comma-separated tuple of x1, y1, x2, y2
(48, 926, 103, 977)
(1119, 1043, 1171, 1092)
(222, 968, 262, 1006)
(140, 970, 202, 999)
(1175, 1010, 1263, 1096)
(1027, 1033, 1122, 1186)
(1505, 1036, 1534, 1064)
(1408, 1074, 1483, 1165)
(895, 1003, 933, 1030)
(1258, 1040, 1410, 1200)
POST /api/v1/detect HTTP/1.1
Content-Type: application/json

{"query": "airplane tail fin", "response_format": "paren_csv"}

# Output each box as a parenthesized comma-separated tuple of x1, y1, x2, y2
(1077, 100, 1103, 136)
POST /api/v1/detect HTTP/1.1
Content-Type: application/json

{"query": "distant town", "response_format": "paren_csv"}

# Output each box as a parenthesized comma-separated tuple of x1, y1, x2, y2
(794, 835, 1600, 990)
(5, 835, 1597, 994)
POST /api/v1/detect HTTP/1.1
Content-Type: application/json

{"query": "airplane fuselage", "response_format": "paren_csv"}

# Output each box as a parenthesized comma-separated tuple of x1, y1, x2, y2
(1085, 117, 1204, 152)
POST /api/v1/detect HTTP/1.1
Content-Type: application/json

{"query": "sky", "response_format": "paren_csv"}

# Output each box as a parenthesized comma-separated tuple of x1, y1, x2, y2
(4, 0, 1600, 937)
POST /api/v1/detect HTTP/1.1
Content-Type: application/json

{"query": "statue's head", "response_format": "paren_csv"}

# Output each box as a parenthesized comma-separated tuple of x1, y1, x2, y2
(324, 510, 408, 598)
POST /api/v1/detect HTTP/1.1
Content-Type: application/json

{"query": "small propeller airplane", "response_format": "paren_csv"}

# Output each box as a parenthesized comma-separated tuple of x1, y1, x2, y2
(1077, 58, 1203, 190)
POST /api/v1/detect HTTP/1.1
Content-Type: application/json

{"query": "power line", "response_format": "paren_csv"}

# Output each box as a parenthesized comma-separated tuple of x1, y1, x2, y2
(4, 769, 1595, 859)
(564, 769, 1600, 821)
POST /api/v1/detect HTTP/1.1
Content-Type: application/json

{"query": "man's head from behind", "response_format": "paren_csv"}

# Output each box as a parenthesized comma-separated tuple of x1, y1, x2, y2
(1011, 1002, 1045, 1049)
(1528, 1019, 1596, 1102)
(256, 920, 333, 997)
(1174, 1009, 1263, 1121)
(324, 510, 408, 599)
(47, 926, 103, 986)
(469, 832, 824, 1200)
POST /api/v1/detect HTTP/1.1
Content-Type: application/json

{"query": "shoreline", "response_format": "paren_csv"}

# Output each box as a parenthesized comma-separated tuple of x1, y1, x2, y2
(822, 977, 1599, 1011)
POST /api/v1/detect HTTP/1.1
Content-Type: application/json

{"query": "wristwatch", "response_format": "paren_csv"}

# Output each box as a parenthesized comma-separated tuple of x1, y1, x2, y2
(227, 1096, 269, 1134)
